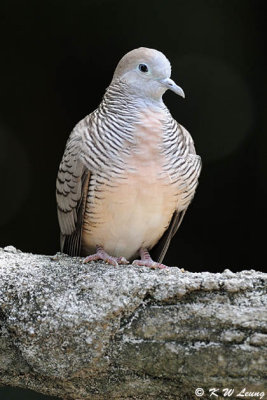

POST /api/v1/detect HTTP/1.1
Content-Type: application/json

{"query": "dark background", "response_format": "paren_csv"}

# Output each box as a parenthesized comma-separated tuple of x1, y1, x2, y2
(0, 0, 266, 398)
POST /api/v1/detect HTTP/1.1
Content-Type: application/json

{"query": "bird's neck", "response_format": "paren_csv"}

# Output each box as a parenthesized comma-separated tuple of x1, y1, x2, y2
(102, 80, 166, 115)
(96, 81, 172, 151)
(89, 81, 177, 172)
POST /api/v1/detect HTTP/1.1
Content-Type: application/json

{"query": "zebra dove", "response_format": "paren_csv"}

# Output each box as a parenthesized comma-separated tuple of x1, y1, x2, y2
(56, 47, 201, 268)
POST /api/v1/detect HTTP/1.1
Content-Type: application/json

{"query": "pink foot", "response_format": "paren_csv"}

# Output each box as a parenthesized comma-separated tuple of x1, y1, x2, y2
(132, 248, 168, 269)
(83, 246, 129, 267)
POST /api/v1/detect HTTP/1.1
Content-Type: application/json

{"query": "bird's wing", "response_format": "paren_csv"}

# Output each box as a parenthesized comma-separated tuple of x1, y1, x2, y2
(56, 127, 90, 256)
(150, 209, 186, 264)
(151, 124, 202, 264)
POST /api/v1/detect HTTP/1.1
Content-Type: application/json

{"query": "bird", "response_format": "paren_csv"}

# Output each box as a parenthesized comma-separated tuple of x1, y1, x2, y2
(56, 47, 201, 269)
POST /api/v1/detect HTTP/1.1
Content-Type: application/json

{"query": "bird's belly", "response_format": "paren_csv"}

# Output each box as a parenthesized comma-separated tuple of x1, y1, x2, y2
(82, 171, 178, 260)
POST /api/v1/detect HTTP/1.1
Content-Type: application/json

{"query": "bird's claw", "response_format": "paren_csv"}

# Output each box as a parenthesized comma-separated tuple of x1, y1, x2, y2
(83, 250, 129, 266)
(116, 256, 130, 264)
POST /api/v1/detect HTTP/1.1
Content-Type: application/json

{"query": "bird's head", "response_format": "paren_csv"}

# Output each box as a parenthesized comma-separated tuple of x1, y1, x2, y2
(112, 47, 185, 101)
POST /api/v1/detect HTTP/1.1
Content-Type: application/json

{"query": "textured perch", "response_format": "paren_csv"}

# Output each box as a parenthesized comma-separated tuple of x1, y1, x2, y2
(0, 246, 266, 400)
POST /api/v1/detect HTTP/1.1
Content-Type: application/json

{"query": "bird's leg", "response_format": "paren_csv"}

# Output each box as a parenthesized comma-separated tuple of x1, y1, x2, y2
(83, 245, 129, 267)
(132, 248, 168, 269)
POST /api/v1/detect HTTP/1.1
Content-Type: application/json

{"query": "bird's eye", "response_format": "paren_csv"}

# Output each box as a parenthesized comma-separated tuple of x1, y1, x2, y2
(138, 63, 149, 73)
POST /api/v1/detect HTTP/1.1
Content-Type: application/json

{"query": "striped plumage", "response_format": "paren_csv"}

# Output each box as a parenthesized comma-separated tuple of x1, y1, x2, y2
(56, 47, 201, 267)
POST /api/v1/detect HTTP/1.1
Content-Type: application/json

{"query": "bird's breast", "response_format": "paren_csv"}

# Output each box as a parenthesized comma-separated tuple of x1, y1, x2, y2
(82, 108, 179, 259)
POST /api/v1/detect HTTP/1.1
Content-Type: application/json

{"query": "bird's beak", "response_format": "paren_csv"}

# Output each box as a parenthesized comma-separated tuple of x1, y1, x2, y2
(160, 78, 185, 98)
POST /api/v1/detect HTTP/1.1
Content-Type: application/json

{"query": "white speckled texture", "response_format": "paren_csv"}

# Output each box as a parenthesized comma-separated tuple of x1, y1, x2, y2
(0, 246, 266, 399)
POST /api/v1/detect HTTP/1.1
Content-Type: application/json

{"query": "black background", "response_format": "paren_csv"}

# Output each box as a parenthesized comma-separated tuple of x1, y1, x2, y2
(0, 0, 266, 398)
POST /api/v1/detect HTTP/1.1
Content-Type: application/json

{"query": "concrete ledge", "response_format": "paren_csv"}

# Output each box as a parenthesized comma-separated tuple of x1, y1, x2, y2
(0, 246, 266, 399)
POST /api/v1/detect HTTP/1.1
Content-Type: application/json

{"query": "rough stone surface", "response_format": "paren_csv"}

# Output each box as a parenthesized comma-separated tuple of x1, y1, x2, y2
(0, 246, 266, 399)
